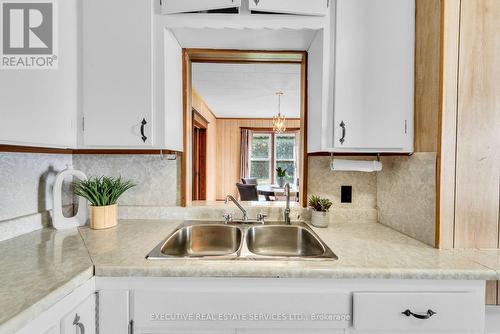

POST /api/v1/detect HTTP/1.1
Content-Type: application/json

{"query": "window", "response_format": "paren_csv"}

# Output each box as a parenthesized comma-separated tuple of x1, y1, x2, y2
(249, 133, 272, 184)
(275, 133, 297, 185)
(248, 131, 298, 185)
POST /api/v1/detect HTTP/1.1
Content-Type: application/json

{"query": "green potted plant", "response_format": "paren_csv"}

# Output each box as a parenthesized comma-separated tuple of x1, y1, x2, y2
(74, 176, 135, 230)
(276, 167, 287, 187)
(308, 195, 333, 228)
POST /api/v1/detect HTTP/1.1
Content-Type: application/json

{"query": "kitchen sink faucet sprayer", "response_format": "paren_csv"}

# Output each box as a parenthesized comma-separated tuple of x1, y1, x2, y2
(284, 183, 291, 225)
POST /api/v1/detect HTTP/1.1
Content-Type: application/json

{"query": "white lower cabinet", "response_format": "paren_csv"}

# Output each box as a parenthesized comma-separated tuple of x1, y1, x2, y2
(60, 294, 96, 334)
(15, 278, 96, 334)
(13, 278, 487, 334)
(95, 278, 486, 334)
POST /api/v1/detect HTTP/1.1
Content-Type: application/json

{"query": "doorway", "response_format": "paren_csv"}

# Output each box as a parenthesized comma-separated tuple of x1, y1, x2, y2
(192, 110, 208, 200)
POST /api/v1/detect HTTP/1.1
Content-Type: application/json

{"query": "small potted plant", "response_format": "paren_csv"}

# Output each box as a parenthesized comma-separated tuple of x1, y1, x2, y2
(308, 195, 333, 228)
(74, 176, 135, 230)
(276, 167, 287, 187)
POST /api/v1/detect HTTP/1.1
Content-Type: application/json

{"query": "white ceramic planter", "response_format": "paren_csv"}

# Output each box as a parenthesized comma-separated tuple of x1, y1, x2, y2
(311, 210, 330, 228)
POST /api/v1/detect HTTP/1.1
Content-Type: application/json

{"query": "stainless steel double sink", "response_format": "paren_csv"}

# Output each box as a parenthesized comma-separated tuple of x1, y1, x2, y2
(147, 221, 337, 260)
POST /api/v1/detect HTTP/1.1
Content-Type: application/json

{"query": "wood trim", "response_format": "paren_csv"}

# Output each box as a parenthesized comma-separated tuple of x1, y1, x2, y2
(486, 281, 498, 305)
(414, 0, 443, 153)
(74, 149, 180, 155)
(240, 127, 301, 132)
(193, 110, 209, 129)
(0, 144, 72, 154)
(301, 54, 308, 207)
(218, 118, 301, 121)
(181, 49, 193, 207)
(192, 88, 218, 121)
(0, 145, 181, 155)
(185, 49, 306, 64)
(436, 0, 461, 249)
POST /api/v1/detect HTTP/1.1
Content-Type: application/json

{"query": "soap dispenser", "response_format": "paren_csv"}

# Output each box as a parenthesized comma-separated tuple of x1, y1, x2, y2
(52, 165, 88, 230)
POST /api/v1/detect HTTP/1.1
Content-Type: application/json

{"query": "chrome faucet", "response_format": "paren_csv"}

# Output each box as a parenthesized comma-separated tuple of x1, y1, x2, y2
(284, 183, 291, 225)
(225, 195, 248, 222)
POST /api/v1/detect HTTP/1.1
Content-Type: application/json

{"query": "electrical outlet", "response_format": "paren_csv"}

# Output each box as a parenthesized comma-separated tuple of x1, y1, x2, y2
(341, 186, 352, 203)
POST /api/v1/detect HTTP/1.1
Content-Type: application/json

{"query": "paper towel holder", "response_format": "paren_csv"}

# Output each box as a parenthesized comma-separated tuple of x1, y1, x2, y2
(330, 153, 383, 173)
(329, 152, 381, 162)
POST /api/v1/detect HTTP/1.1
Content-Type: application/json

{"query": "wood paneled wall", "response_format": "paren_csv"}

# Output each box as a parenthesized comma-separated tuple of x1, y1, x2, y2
(192, 89, 218, 201)
(215, 118, 301, 200)
(438, 0, 500, 249)
(453, 0, 500, 249)
(437, 0, 500, 304)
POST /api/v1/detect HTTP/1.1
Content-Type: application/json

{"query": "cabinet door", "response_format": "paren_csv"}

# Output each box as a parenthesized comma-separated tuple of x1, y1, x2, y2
(249, 0, 329, 16)
(98, 290, 130, 334)
(61, 294, 96, 334)
(332, 0, 414, 151)
(162, 0, 241, 14)
(82, 0, 153, 147)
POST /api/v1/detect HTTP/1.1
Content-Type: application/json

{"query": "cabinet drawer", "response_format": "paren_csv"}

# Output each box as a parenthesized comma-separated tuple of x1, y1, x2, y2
(353, 292, 483, 332)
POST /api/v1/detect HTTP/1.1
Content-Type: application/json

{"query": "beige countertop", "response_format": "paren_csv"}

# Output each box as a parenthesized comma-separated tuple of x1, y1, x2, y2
(79, 220, 500, 280)
(2, 219, 500, 333)
(0, 229, 93, 334)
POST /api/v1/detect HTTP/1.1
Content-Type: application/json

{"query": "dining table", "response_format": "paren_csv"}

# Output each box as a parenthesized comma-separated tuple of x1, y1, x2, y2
(257, 184, 299, 201)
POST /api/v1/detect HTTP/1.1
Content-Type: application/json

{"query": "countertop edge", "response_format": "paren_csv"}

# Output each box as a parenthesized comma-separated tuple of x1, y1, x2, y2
(0, 266, 94, 334)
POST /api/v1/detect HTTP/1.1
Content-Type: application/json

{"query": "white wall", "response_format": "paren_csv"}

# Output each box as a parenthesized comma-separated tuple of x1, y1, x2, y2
(0, 0, 78, 148)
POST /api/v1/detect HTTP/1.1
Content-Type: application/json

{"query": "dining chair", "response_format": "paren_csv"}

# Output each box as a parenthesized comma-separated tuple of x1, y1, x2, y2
(236, 183, 259, 201)
(241, 178, 258, 185)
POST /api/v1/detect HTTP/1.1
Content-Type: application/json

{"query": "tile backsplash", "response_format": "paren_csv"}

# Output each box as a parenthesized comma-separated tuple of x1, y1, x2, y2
(0, 153, 73, 240)
(73, 154, 181, 206)
(0, 153, 73, 222)
(377, 153, 437, 246)
(0, 152, 437, 245)
(308, 156, 377, 209)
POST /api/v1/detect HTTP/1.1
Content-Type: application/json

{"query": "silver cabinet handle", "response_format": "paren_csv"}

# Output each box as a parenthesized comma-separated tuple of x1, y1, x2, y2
(254, 0, 260, 5)
(339, 121, 346, 144)
(73, 314, 85, 334)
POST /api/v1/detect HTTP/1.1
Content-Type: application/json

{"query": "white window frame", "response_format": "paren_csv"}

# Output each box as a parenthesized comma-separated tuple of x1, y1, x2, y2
(248, 132, 272, 184)
(274, 133, 298, 186)
(248, 131, 298, 186)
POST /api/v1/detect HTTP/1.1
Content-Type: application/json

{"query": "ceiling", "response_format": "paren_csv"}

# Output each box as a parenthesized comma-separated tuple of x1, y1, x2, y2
(192, 63, 301, 118)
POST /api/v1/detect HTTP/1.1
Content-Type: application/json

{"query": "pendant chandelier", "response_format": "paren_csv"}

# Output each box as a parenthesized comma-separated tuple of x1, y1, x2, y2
(273, 91, 287, 134)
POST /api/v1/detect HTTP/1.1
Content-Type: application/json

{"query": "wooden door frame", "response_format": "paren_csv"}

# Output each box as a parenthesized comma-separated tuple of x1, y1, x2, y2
(192, 125, 207, 201)
(182, 49, 308, 207)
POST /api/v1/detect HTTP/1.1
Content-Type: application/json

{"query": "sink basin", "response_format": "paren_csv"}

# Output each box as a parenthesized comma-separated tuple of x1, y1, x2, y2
(159, 224, 242, 257)
(246, 225, 325, 257)
(147, 221, 337, 260)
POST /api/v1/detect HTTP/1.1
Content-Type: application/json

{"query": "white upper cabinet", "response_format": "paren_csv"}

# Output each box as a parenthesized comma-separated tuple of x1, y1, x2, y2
(249, 0, 329, 16)
(82, 0, 154, 148)
(330, 0, 415, 152)
(161, 0, 241, 14)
